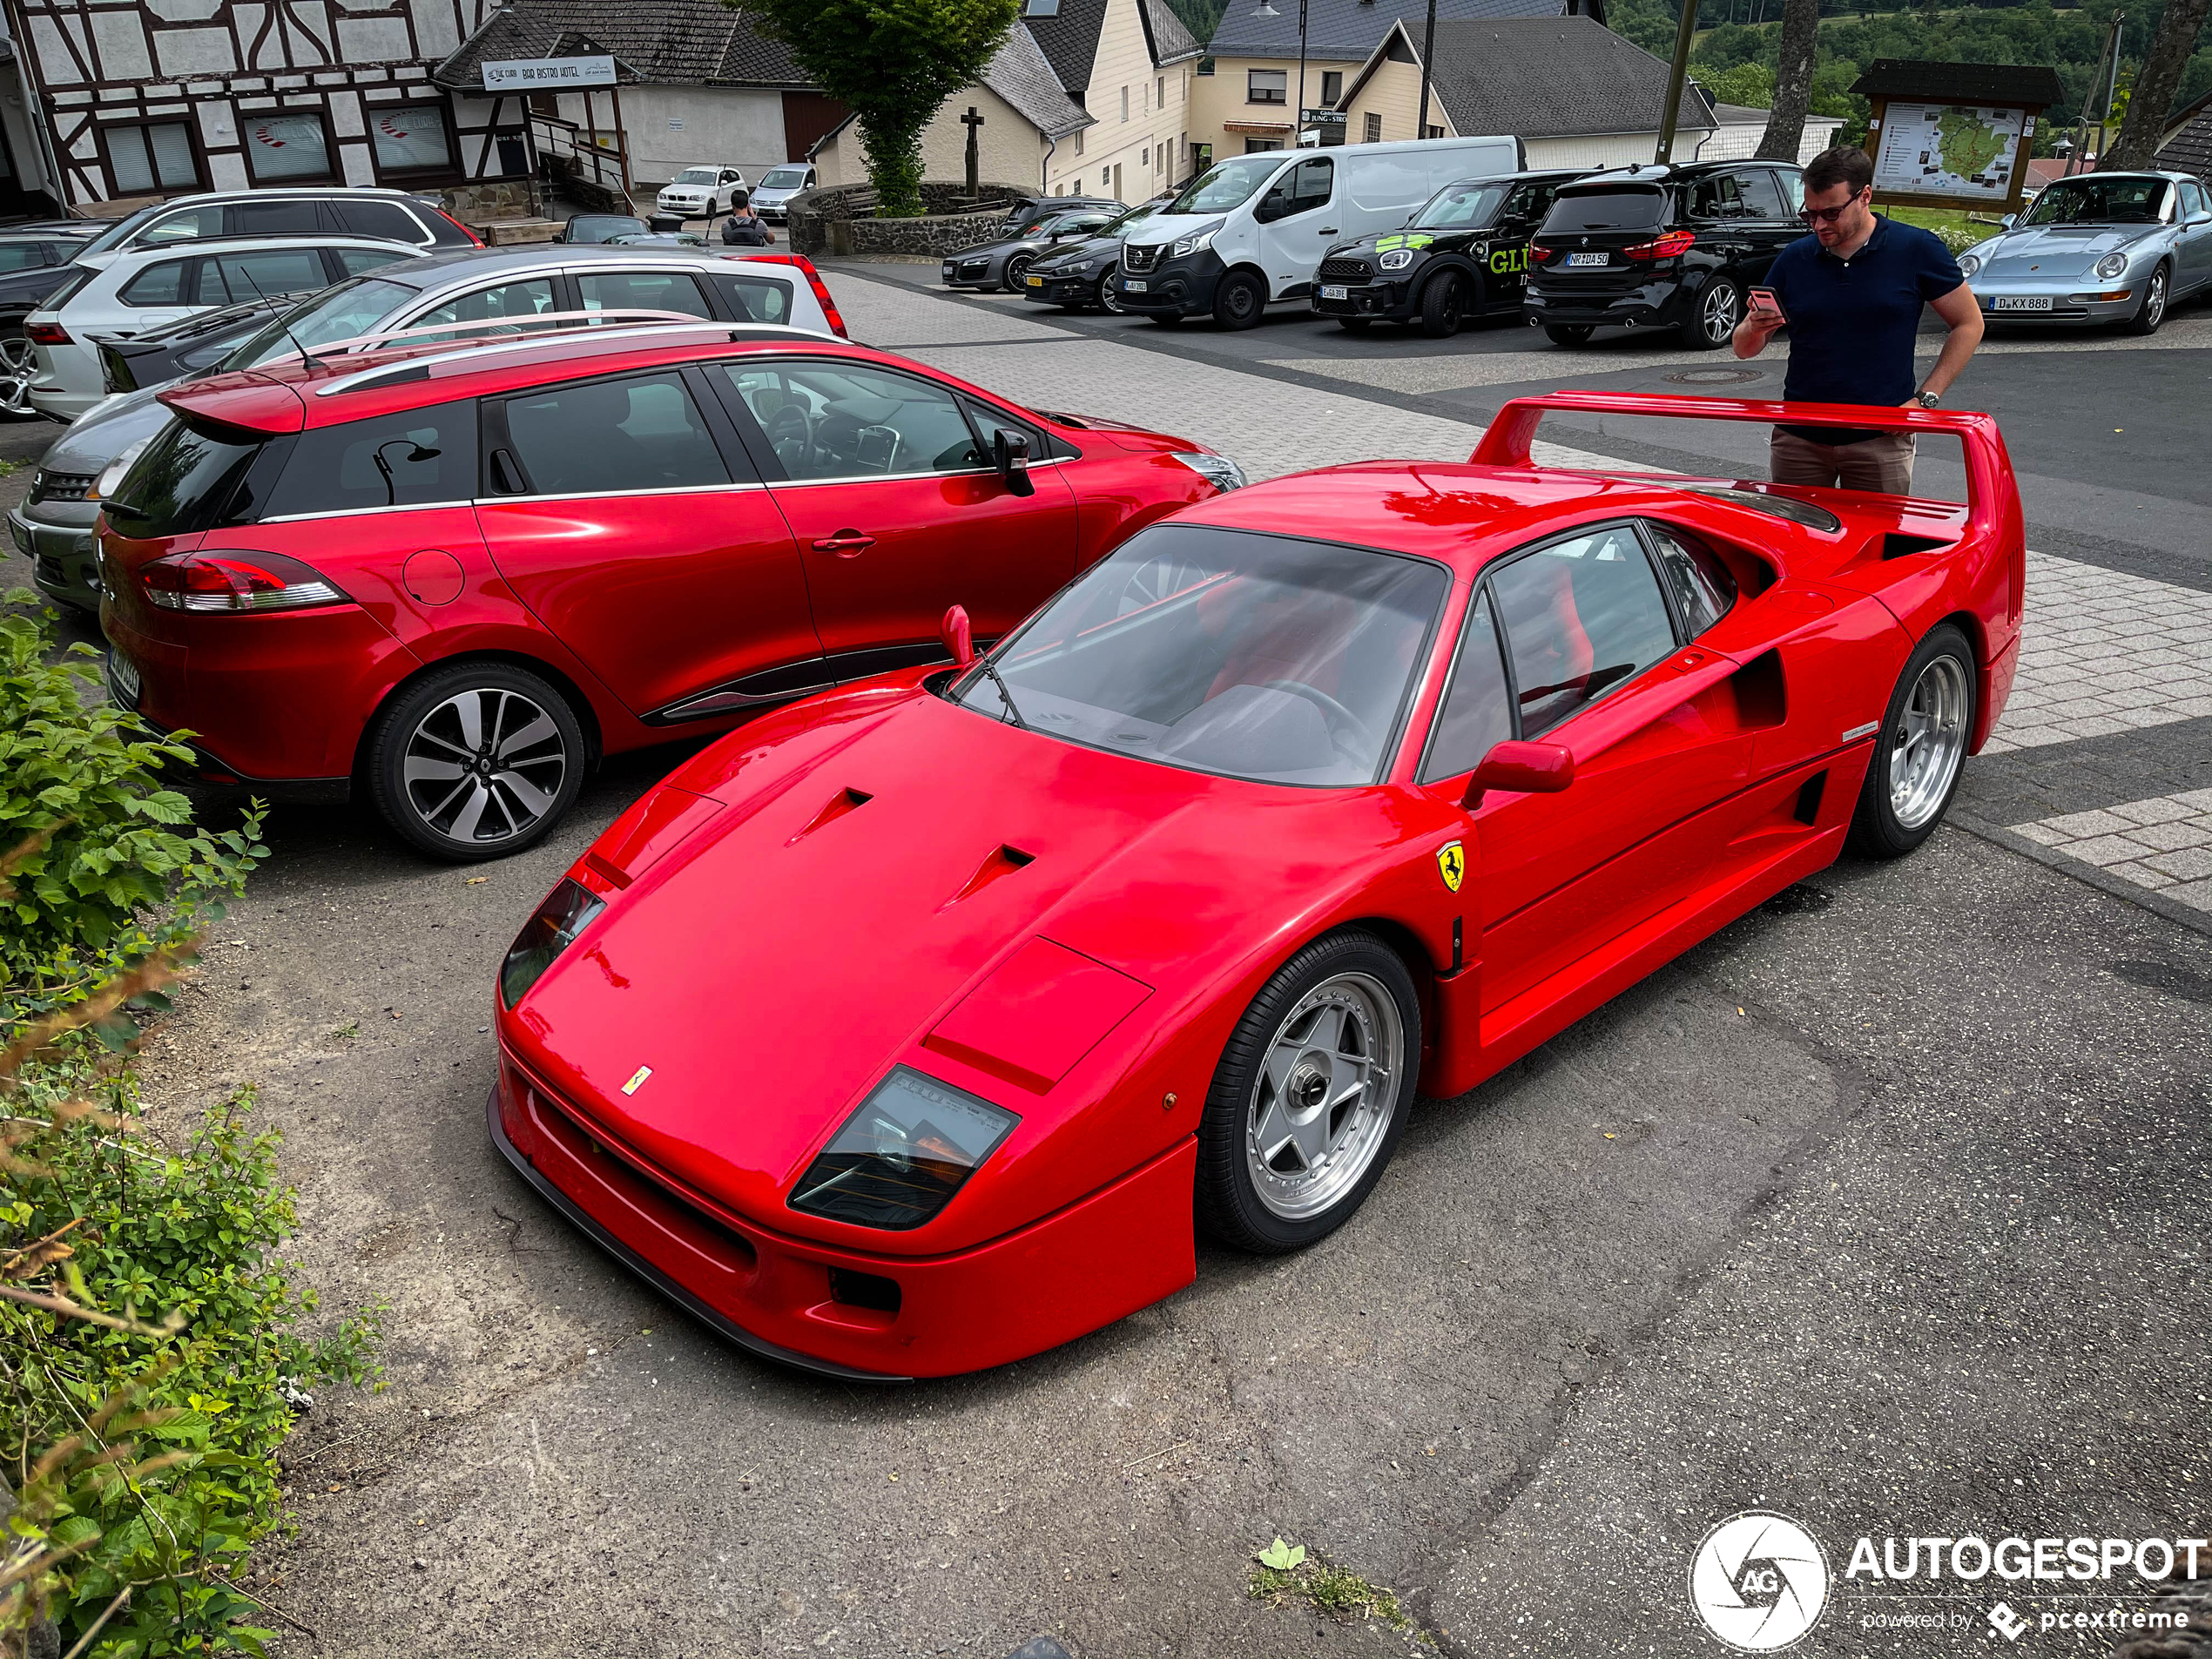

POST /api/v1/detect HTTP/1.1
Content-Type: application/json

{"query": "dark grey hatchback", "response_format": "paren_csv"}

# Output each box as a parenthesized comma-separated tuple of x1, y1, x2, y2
(1521, 162, 1806, 348)
(940, 203, 1127, 293)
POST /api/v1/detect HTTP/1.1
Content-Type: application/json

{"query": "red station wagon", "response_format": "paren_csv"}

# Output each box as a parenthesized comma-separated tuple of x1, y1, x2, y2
(96, 322, 1243, 858)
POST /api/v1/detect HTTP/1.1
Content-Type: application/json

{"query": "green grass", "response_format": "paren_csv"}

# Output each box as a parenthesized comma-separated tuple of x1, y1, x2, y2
(1251, 1551, 1427, 1641)
(1879, 202, 2012, 253)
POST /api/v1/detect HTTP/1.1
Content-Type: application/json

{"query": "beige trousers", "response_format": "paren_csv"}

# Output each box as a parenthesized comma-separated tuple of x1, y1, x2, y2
(1768, 428, 1917, 494)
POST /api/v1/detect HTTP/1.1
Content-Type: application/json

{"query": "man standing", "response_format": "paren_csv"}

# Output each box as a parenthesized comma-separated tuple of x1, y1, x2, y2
(1733, 145, 1984, 492)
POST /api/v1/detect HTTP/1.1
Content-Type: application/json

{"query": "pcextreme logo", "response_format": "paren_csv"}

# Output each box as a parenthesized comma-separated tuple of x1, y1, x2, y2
(1689, 1511, 1832, 1651)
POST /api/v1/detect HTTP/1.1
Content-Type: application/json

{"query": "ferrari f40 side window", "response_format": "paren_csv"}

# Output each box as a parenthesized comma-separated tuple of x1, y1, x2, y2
(1644, 520, 1737, 637)
(1488, 525, 1676, 740)
(1420, 590, 1512, 782)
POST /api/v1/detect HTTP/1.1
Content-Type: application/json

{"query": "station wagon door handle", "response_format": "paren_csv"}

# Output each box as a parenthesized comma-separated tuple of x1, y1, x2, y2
(1318, 227, 1339, 235)
(813, 530, 876, 556)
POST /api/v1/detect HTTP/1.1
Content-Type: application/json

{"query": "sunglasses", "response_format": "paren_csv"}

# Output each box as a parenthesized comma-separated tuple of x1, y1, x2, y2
(1800, 188, 1871, 226)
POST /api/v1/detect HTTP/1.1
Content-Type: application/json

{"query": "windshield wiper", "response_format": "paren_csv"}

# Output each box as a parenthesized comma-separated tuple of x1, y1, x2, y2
(977, 655, 1029, 729)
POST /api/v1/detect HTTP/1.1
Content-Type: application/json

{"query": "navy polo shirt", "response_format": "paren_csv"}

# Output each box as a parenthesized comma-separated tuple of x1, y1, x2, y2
(1765, 216, 1965, 444)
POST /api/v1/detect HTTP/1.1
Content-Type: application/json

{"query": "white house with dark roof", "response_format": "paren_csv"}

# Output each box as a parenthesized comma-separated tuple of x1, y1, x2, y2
(1334, 16, 1726, 167)
(1193, 0, 1604, 162)
(1024, 0, 1204, 199)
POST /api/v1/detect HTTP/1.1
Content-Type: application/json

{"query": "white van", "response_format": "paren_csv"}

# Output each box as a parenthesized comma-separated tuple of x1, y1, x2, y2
(1110, 135, 1521, 328)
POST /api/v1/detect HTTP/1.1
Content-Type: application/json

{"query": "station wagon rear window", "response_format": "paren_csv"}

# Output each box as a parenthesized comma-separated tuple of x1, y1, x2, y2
(1542, 187, 1666, 233)
(105, 420, 264, 538)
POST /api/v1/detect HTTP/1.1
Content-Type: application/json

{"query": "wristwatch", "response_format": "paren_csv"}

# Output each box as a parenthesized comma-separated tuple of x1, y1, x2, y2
(1913, 389, 1940, 408)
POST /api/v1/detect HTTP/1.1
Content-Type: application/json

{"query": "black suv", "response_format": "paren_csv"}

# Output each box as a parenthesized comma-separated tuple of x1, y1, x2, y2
(1313, 170, 1586, 337)
(1522, 162, 1806, 348)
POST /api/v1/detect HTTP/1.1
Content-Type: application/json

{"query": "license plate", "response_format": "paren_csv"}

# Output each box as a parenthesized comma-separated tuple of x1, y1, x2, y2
(108, 651, 140, 705)
(1568, 252, 1609, 266)
(1027, 274, 1043, 287)
(1992, 294, 2052, 311)
(1123, 279, 1147, 293)
(1320, 285, 1348, 300)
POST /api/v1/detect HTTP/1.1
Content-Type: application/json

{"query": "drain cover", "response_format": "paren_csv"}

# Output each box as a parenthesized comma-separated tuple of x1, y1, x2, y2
(1665, 367, 1766, 386)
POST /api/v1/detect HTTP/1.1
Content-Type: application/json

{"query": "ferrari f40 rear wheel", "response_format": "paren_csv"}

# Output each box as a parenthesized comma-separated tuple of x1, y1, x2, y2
(1196, 929, 1420, 1252)
(1849, 623, 1976, 859)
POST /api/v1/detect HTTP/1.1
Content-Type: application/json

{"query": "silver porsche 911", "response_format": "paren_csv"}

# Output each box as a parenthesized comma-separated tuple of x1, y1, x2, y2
(1959, 170, 2212, 334)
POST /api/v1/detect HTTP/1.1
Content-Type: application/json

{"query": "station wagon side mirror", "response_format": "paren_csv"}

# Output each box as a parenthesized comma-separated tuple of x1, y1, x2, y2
(993, 428, 1035, 497)
(941, 604, 975, 668)
(1462, 738, 1574, 809)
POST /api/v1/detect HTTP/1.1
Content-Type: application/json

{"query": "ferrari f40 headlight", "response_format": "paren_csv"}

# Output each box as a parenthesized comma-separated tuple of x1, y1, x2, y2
(2094, 252, 2128, 280)
(499, 878, 604, 1008)
(789, 1067, 1018, 1231)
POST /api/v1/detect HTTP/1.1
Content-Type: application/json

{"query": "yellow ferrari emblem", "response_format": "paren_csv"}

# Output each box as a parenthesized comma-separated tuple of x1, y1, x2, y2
(1437, 840, 1465, 894)
(621, 1065, 652, 1096)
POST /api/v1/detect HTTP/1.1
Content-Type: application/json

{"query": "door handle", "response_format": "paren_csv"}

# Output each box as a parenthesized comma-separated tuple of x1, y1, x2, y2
(1318, 227, 1338, 234)
(812, 529, 876, 556)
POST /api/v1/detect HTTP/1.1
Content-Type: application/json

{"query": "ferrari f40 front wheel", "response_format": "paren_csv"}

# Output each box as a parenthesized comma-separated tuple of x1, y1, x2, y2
(1196, 929, 1420, 1252)
(1850, 623, 1977, 859)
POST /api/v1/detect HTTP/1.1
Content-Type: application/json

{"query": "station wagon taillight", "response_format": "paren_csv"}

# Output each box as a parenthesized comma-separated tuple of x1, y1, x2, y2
(1623, 230, 1696, 260)
(25, 321, 69, 347)
(139, 549, 349, 614)
(732, 253, 848, 338)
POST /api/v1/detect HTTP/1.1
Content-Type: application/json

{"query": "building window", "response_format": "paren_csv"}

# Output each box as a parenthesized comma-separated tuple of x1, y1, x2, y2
(1158, 76, 1166, 108)
(368, 102, 455, 178)
(1122, 86, 1130, 121)
(1023, 0, 1060, 13)
(1425, 123, 1444, 138)
(1074, 127, 1084, 155)
(1141, 146, 1149, 165)
(1248, 70, 1287, 105)
(1320, 71, 1343, 105)
(243, 111, 334, 183)
(1363, 111, 1382, 144)
(103, 120, 201, 195)
(1244, 138, 1283, 153)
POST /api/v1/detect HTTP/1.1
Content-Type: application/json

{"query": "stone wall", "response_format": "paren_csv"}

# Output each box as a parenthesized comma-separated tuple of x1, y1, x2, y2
(786, 180, 1028, 259)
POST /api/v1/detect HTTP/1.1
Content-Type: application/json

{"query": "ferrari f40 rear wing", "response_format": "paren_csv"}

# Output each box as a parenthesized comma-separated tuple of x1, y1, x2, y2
(1470, 389, 2024, 553)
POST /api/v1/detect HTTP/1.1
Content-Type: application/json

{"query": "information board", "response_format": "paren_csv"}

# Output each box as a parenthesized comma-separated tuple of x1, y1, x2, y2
(1871, 102, 2029, 202)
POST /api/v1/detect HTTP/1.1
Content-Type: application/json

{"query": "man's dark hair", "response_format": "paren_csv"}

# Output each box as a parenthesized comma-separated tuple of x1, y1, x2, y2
(732, 189, 752, 211)
(1803, 146, 1874, 197)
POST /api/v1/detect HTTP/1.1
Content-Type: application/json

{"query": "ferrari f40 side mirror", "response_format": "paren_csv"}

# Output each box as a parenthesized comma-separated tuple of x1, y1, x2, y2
(941, 604, 975, 668)
(1463, 738, 1575, 809)
(994, 428, 1035, 497)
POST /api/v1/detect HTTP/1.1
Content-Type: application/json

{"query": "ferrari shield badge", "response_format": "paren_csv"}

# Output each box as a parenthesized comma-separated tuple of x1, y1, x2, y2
(1437, 840, 1465, 894)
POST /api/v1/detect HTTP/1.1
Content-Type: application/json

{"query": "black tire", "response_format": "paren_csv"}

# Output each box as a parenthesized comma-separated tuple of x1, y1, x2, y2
(1336, 316, 1371, 333)
(2121, 263, 2168, 336)
(1848, 623, 1977, 860)
(365, 660, 586, 862)
(999, 253, 1034, 293)
(1194, 928, 1421, 1254)
(1418, 268, 1470, 338)
(1212, 269, 1266, 330)
(1683, 274, 1740, 350)
(1542, 323, 1595, 346)
(1098, 270, 1125, 314)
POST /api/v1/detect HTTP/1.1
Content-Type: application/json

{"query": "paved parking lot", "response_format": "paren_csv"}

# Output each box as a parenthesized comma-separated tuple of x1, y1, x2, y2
(3, 266, 2208, 1656)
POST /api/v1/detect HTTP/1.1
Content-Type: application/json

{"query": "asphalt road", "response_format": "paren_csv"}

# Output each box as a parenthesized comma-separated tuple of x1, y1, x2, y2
(2, 266, 2207, 1658)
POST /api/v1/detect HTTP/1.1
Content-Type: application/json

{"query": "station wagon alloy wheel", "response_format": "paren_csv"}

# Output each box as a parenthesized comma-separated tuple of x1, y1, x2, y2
(1245, 972, 1402, 1220)
(0, 338, 36, 418)
(1693, 277, 1741, 349)
(368, 662, 585, 862)
(1888, 654, 1970, 833)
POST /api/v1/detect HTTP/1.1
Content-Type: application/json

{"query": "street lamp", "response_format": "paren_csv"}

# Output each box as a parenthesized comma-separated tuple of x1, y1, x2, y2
(1252, 0, 1308, 149)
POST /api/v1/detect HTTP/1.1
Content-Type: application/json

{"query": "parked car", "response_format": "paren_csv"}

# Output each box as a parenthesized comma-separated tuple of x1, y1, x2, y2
(655, 165, 748, 220)
(24, 236, 428, 421)
(610, 231, 710, 249)
(484, 388, 2023, 1379)
(1521, 160, 1807, 348)
(1019, 197, 1175, 313)
(1110, 135, 1522, 329)
(67, 187, 477, 267)
(1958, 170, 2212, 335)
(97, 325, 1244, 859)
(0, 223, 108, 418)
(941, 203, 1126, 293)
(27, 246, 849, 612)
(993, 194, 1123, 238)
(750, 164, 817, 224)
(1312, 169, 1587, 336)
(16, 297, 307, 612)
(556, 214, 651, 245)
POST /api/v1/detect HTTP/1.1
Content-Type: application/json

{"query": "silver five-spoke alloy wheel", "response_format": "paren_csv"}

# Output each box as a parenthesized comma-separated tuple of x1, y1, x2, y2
(0, 337, 37, 418)
(402, 686, 569, 846)
(1244, 971, 1403, 1221)
(1888, 654, 1970, 831)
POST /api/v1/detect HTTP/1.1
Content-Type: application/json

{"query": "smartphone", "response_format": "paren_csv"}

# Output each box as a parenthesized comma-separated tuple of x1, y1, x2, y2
(1748, 287, 1786, 322)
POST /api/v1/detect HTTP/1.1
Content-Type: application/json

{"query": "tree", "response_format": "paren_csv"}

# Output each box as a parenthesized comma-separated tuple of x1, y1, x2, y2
(1756, 0, 1822, 161)
(730, 0, 1021, 217)
(2106, 0, 2211, 168)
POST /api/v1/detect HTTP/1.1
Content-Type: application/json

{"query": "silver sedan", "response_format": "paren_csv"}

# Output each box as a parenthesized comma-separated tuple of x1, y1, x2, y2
(1959, 170, 2212, 334)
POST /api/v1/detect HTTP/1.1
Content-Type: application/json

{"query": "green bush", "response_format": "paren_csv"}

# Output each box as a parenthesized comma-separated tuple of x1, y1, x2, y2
(0, 595, 265, 1011)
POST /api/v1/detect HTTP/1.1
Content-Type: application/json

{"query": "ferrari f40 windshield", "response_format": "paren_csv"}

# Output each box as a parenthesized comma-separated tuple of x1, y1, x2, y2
(954, 525, 1447, 786)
